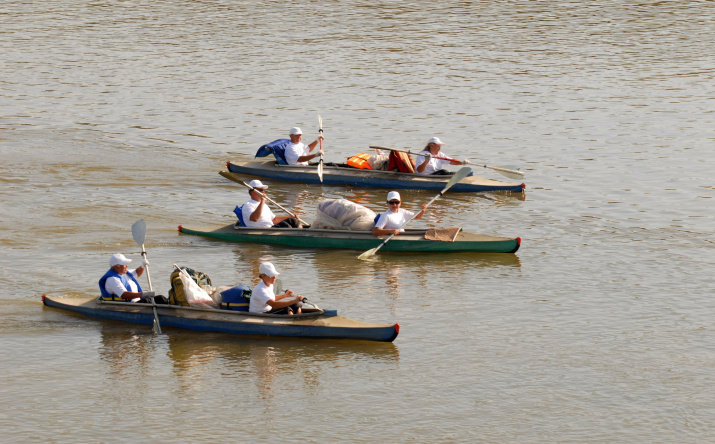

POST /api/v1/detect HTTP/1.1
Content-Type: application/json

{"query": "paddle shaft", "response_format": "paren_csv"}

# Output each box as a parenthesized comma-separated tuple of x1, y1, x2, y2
(317, 115, 324, 182)
(369, 145, 524, 178)
(131, 219, 161, 334)
(241, 181, 309, 226)
(359, 166, 472, 259)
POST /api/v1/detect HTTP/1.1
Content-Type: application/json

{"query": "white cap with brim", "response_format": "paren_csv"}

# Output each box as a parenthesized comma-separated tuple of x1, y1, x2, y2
(248, 179, 268, 189)
(387, 191, 401, 202)
(428, 137, 445, 145)
(290, 127, 303, 135)
(259, 262, 280, 277)
(110, 253, 132, 267)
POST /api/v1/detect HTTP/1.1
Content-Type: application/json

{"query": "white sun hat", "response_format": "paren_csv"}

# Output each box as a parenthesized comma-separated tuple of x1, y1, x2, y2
(428, 137, 445, 145)
(248, 179, 268, 189)
(259, 262, 280, 277)
(109, 253, 132, 267)
(289, 127, 303, 135)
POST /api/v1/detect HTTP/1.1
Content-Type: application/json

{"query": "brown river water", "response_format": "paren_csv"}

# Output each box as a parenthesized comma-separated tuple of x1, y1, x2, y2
(2, 1, 714, 442)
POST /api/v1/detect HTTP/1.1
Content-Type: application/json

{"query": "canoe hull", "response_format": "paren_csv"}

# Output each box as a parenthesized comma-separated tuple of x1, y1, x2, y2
(178, 224, 521, 254)
(224, 161, 525, 193)
(42, 296, 399, 342)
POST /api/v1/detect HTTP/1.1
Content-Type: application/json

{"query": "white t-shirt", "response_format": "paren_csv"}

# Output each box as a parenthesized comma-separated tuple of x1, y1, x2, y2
(284, 142, 310, 166)
(416, 150, 448, 175)
(249, 280, 274, 313)
(242, 198, 277, 228)
(375, 208, 416, 232)
(104, 270, 141, 302)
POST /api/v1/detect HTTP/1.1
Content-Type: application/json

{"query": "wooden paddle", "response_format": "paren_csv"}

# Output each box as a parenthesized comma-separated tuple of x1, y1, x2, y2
(317, 115, 324, 182)
(239, 180, 310, 226)
(357, 166, 472, 260)
(369, 145, 525, 180)
(131, 219, 161, 334)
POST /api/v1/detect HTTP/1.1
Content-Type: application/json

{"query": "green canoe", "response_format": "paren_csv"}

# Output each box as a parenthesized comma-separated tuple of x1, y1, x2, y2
(178, 224, 521, 254)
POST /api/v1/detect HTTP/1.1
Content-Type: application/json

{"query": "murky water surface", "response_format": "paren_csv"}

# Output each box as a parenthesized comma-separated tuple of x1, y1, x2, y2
(1, 1, 714, 442)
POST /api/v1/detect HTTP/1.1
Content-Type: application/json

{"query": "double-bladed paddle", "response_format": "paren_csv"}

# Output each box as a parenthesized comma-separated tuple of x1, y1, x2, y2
(240, 180, 310, 226)
(131, 219, 161, 334)
(357, 166, 472, 260)
(369, 145, 525, 180)
(317, 115, 324, 182)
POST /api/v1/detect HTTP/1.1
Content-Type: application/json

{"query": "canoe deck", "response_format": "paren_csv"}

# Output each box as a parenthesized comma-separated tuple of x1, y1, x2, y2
(178, 224, 521, 253)
(223, 161, 525, 193)
(42, 295, 399, 342)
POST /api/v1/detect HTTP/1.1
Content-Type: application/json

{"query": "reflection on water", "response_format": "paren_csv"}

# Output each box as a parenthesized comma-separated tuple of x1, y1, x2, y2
(164, 330, 399, 407)
(97, 322, 163, 380)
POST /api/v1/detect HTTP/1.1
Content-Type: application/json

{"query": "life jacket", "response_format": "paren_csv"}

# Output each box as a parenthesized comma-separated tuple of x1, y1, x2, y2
(98, 269, 142, 301)
(168, 267, 212, 306)
(347, 153, 372, 170)
(387, 151, 415, 173)
(233, 204, 246, 227)
(254, 139, 289, 165)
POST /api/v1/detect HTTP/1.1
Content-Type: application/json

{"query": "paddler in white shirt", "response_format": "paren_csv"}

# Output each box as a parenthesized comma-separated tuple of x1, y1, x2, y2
(241, 179, 304, 228)
(372, 191, 427, 236)
(284, 126, 325, 166)
(415, 137, 468, 175)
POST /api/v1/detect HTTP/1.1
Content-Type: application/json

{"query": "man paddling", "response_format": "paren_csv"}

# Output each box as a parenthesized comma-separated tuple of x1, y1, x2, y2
(284, 126, 325, 166)
(241, 179, 304, 228)
(249, 262, 304, 315)
(415, 137, 469, 175)
(98, 253, 150, 302)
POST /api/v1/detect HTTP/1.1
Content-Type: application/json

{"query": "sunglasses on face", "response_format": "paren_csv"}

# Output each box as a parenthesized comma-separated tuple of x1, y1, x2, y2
(388, 200, 401, 205)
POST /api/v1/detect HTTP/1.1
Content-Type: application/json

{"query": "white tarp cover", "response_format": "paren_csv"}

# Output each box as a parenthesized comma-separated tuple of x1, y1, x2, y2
(178, 268, 219, 308)
(312, 198, 377, 231)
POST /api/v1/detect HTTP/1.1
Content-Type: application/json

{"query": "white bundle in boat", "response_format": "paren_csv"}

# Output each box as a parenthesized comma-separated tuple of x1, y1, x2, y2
(312, 198, 377, 231)
(177, 267, 219, 309)
(369, 151, 389, 170)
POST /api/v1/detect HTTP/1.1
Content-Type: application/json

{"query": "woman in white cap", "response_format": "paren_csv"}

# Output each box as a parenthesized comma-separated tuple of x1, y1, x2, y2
(416, 137, 468, 175)
(241, 179, 304, 228)
(372, 191, 427, 236)
(249, 262, 304, 315)
(98, 253, 150, 302)
(284, 126, 325, 166)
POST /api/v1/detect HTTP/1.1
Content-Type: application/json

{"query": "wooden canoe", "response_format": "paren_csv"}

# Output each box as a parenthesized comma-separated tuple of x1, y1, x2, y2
(42, 295, 399, 342)
(178, 224, 521, 253)
(223, 161, 526, 193)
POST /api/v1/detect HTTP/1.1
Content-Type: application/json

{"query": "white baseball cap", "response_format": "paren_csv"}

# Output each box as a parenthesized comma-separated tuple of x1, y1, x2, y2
(110, 253, 132, 267)
(289, 127, 303, 135)
(428, 137, 445, 145)
(259, 262, 280, 277)
(248, 179, 268, 189)
(387, 191, 401, 202)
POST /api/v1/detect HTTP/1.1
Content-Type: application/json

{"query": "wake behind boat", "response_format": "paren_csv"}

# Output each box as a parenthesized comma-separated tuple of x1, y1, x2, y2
(223, 161, 525, 193)
(42, 295, 399, 342)
(178, 224, 521, 254)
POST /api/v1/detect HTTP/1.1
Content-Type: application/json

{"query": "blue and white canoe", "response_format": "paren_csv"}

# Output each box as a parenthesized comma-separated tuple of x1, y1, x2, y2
(223, 160, 525, 193)
(42, 295, 399, 342)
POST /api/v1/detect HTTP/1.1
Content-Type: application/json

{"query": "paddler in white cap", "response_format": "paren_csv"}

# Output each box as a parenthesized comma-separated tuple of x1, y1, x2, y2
(98, 253, 150, 302)
(241, 179, 304, 228)
(249, 262, 304, 315)
(416, 136, 469, 175)
(284, 126, 325, 166)
(372, 191, 427, 236)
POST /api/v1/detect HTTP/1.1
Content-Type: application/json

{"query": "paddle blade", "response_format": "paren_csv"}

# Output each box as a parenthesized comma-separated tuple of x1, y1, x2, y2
(317, 159, 324, 182)
(443, 167, 472, 192)
(488, 165, 525, 180)
(152, 317, 161, 334)
(357, 247, 378, 260)
(131, 219, 147, 247)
